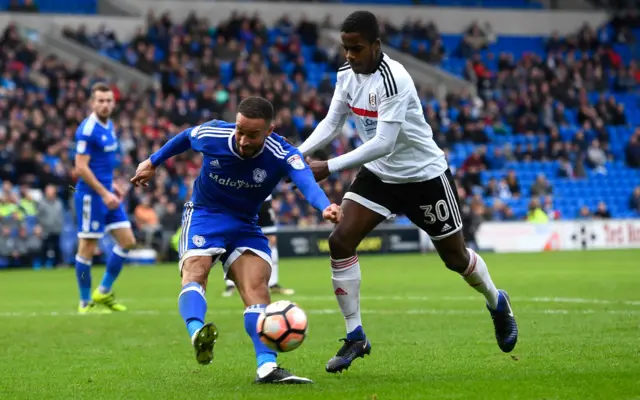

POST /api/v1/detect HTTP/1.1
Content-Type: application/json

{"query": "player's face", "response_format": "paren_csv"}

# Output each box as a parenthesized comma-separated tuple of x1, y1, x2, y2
(235, 113, 274, 158)
(340, 32, 381, 74)
(91, 90, 115, 119)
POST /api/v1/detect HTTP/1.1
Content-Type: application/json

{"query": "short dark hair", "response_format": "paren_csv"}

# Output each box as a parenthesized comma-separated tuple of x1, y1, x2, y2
(340, 11, 380, 43)
(91, 82, 112, 97)
(237, 96, 274, 123)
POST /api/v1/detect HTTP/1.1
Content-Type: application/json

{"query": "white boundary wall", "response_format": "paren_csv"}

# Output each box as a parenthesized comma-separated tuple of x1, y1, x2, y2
(474, 219, 640, 253)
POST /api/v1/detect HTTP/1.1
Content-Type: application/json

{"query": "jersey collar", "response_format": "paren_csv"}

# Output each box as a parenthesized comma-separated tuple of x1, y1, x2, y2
(227, 130, 266, 159)
(90, 113, 110, 129)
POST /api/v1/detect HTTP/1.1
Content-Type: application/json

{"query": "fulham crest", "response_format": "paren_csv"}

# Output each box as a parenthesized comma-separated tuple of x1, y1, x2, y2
(369, 92, 377, 107)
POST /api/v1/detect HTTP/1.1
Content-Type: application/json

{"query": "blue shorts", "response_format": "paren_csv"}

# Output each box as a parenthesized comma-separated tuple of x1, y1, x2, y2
(179, 202, 271, 277)
(75, 191, 131, 239)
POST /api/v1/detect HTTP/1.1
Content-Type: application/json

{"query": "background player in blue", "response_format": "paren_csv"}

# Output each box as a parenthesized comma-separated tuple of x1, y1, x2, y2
(73, 83, 136, 314)
(130, 97, 341, 384)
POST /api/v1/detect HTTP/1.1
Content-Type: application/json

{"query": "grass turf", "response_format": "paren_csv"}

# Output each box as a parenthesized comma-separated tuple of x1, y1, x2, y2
(0, 250, 639, 400)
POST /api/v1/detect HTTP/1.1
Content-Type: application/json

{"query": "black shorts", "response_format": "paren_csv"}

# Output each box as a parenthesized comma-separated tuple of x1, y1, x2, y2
(345, 167, 463, 240)
(258, 200, 277, 235)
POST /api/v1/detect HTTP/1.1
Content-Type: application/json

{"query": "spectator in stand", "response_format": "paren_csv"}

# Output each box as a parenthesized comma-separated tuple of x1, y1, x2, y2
(1, 10, 639, 264)
(491, 199, 516, 221)
(505, 170, 521, 198)
(578, 206, 593, 219)
(7, 0, 39, 12)
(626, 128, 640, 168)
(526, 199, 549, 223)
(6, 225, 30, 266)
(543, 195, 561, 220)
(630, 187, 640, 213)
(594, 201, 612, 219)
(37, 185, 64, 267)
(586, 139, 609, 174)
(134, 195, 160, 245)
(497, 178, 512, 201)
(558, 156, 574, 178)
(484, 177, 499, 198)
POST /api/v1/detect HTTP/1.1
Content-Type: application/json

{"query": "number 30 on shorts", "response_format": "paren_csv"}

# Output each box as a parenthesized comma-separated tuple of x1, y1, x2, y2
(419, 200, 450, 225)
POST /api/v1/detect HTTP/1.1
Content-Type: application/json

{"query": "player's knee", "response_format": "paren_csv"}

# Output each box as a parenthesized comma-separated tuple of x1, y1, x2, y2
(181, 258, 210, 286)
(119, 237, 136, 251)
(328, 230, 356, 258)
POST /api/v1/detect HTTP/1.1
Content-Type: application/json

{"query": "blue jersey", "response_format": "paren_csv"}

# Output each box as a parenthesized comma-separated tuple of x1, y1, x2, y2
(74, 114, 118, 194)
(150, 119, 330, 223)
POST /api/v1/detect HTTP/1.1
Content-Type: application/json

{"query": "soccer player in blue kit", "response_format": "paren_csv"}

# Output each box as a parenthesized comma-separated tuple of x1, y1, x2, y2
(73, 83, 136, 314)
(130, 97, 341, 384)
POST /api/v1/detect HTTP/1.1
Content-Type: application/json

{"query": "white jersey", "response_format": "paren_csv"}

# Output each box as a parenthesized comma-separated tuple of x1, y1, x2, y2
(332, 53, 447, 183)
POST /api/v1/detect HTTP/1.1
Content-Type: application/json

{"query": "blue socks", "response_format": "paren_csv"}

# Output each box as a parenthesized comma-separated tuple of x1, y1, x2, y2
(179, 282, 207, 337)
(346, 325, 366, 341)
(99, 246, 129, 293)
(74, 255, 92, 307)
(244, 304, 277, 367)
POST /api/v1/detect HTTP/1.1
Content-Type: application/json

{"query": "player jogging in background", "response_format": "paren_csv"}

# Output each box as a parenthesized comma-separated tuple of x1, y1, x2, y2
(73, 82, 136, 314)
(298, 11, 518, 373)
(223, 195, 295, 297)
(130, 97, 341, 384)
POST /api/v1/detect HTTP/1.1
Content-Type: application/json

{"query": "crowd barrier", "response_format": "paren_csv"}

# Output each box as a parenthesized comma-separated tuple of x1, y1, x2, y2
(276, 225, 423, 258)
(475, 219, 640, 253)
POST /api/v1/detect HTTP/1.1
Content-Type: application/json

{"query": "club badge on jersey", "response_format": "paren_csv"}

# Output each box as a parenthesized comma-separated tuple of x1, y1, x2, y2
(287, 154, 305, 170)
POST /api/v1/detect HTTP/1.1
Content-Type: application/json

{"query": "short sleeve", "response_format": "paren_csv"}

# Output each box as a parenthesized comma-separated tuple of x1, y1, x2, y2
(75, 125, 97, 156)
(184, 126, 201, 152)
(377, 87, 411, 123)
(376, 66, 413, 123)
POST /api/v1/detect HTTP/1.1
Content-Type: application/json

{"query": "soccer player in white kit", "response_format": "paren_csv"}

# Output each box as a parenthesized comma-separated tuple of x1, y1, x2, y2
(297, 11, 519, 373)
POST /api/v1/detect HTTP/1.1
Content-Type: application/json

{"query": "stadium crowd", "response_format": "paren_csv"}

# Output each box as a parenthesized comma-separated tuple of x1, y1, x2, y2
(1, 8, 640, 267)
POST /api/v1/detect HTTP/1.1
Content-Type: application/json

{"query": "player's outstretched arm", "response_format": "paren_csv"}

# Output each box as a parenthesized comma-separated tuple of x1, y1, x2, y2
(298, 88, 349, 157)
(326, 120, 402, 173)
(287, 154, 341, 223)
(130, 128, 193, 186)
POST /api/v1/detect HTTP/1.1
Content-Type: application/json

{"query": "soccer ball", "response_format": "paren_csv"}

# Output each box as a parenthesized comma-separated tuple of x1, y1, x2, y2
(256, 300, 308, 352)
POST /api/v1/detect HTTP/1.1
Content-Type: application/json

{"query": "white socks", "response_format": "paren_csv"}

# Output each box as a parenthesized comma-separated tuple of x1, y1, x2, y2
(331, 255, 362, 334)
(462, 248, 500, 309)
(257, 362, 278, 378)
(268, 246, 279, 287)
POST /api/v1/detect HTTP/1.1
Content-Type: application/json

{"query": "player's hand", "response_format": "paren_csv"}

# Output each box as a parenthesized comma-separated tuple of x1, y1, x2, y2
(309, 160, 330, 183)
(130, 159, 156, 187)
(112, 183, 126, 201)
(322, 203, 342, 224)
(102, 191, 120, 210)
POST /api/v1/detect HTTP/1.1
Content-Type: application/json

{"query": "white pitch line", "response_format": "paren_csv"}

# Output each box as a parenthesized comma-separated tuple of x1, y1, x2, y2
(0, 308, 639, 318)
(285, 295, 640, 307)
(121, 295, 640, 307)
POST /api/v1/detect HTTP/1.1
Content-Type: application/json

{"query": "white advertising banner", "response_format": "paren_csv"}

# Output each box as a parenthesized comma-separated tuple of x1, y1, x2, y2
(476, 219, 640, 253)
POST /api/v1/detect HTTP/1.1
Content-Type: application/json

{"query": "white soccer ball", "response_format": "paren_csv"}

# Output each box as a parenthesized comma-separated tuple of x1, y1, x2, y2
(256, 300, 309, 352)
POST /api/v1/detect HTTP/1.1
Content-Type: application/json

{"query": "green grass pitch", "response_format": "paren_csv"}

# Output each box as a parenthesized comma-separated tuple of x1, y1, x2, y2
(1, 250, 639, 400)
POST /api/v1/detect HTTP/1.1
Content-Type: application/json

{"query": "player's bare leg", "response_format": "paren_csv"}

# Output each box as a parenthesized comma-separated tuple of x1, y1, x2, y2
(431, 231, 518, 353)
(75, 238, 111, 314)
(224, 236, 294, 297)
(92, 227, 136, 311)
(179, 256, 218, 365)
(325, 199, 384, 373)
(229, 251, 312, 384)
